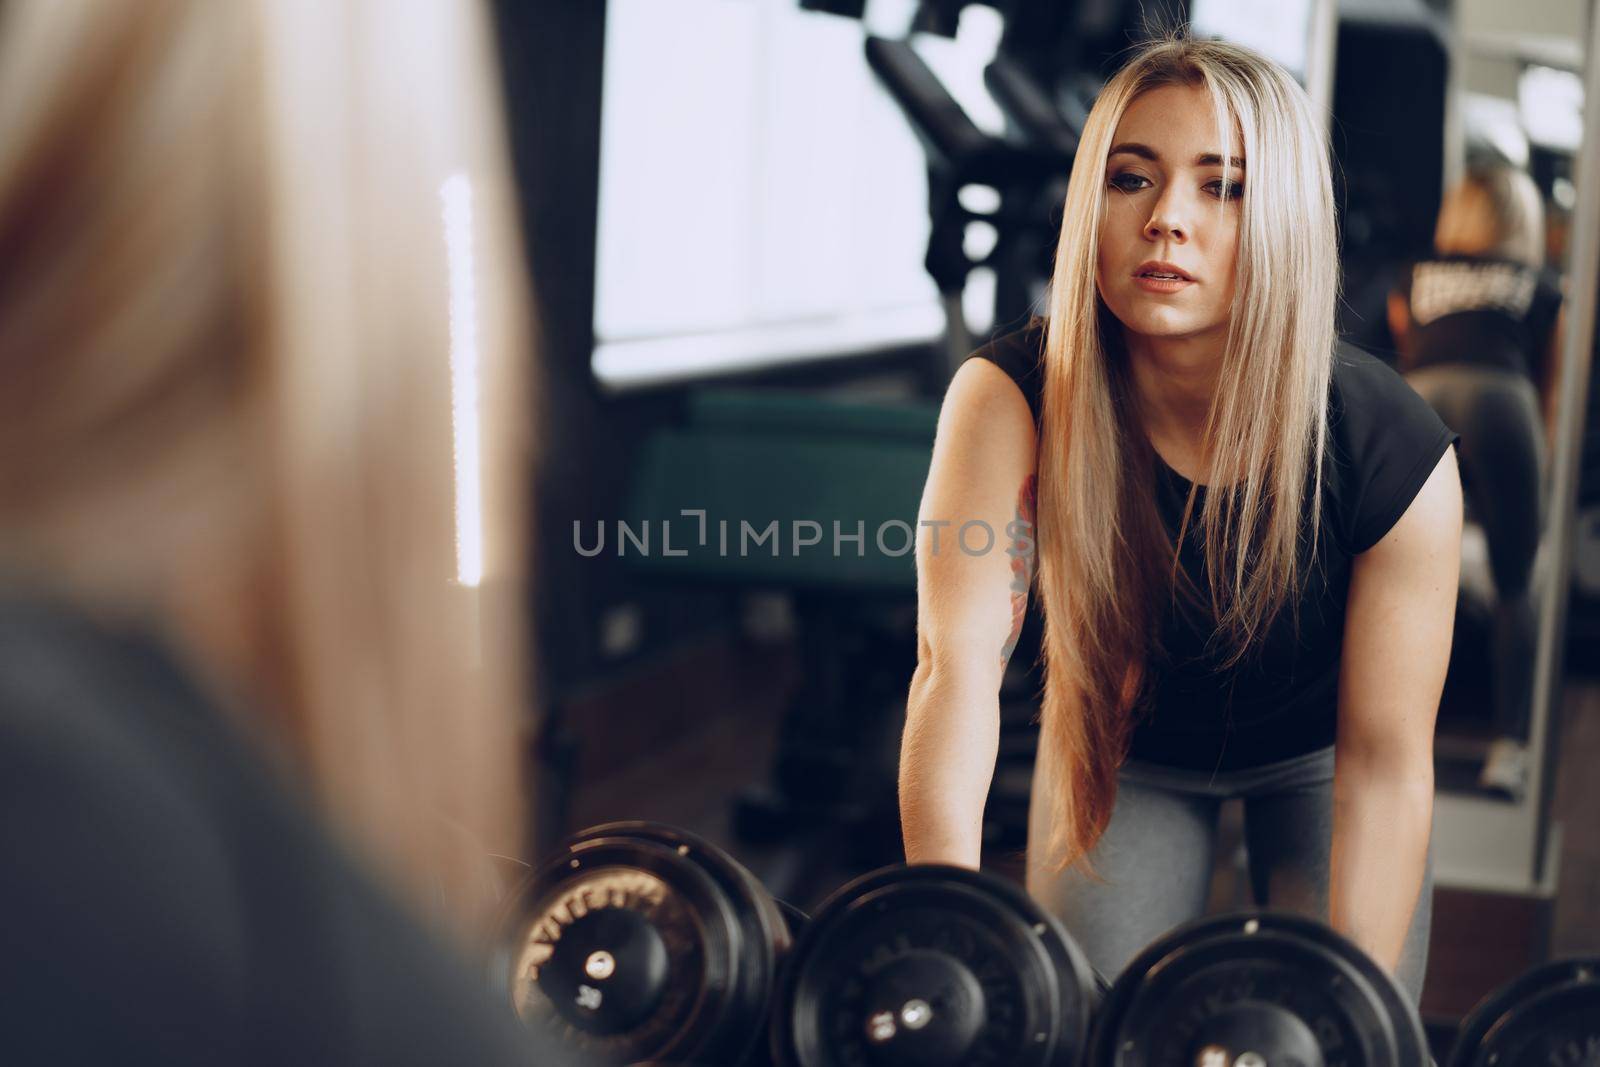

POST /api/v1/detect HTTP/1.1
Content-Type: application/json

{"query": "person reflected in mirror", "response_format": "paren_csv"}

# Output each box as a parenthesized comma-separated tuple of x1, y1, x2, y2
(1388, 164, 1565, 801)
(903, 34, 1461, 1004)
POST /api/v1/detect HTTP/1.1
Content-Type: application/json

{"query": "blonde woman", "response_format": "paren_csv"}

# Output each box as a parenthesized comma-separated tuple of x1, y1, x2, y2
(902, 37, 1461, 1002)
(0, 1, 566, 1062)
(1388, 165, 1565, 801)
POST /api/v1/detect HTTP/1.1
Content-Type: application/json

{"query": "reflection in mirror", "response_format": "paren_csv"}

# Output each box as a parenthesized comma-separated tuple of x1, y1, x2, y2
(1362, 6, 1600, 1025)
(508, 0, 1600, 1055)
(1378, 39, 1582, 807)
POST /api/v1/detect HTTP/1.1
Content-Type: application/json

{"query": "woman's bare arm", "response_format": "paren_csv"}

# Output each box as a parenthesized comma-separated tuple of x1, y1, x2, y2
(900, 357, 1039, 868)
(1332, 448, 1461, 972)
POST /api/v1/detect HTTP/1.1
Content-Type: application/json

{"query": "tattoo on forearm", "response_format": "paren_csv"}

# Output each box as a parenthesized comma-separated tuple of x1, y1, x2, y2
(1000, 474, 1038, 667)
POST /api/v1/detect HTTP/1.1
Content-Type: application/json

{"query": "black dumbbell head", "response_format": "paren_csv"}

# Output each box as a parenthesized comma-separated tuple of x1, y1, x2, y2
(493, 821, 793, 1065)
(1091, 910, 1430, 1067)
(1449, 958, 1600, 1067)
(772, 863, 1099, 1067)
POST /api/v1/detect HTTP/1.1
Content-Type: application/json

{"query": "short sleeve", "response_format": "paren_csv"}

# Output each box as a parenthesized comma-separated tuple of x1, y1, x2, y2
(1331, 342, 1460, 554)
(964, 319, 1046, 423)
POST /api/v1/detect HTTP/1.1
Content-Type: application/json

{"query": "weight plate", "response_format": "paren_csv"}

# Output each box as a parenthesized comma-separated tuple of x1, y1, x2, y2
(495, 822, 789, 1065)
(1090, 911, 1430, 1067)
(772, 864, 1098, 1067)
(574, 820, 794, 971)
(1449, 958, 1600, 1067)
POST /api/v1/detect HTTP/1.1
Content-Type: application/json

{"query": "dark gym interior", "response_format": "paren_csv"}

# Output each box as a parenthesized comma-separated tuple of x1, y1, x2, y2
(3, 0, 1599, 1064)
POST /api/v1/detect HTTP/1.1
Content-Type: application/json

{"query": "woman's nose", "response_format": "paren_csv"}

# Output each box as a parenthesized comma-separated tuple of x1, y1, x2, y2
(1144, 188, 1190, 242)
(1144, 214, 1187, 242)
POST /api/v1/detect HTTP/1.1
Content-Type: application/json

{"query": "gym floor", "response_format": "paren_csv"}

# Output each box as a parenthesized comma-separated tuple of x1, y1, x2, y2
(565, 623, 1600, 1033)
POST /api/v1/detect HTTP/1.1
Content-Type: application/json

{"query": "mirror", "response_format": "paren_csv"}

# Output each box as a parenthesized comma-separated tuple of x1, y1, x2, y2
(504, 0, 1600, 1032)
(1404, 13, 1588, 812)
(1408, 1, 1593, 891)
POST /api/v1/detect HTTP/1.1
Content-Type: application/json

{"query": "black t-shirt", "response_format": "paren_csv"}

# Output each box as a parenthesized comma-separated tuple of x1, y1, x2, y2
(1395, 254, 1563, 382)
(0, 594, 578, 1067)
(968, 320, 1459, 773)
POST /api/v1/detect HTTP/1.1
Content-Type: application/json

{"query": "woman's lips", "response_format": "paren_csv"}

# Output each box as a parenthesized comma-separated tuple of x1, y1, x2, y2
(1134, 274, 1194, 293)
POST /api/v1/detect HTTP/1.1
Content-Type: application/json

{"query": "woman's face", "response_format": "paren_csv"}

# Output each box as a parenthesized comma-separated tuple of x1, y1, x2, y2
(1095, 83, 1243, 346)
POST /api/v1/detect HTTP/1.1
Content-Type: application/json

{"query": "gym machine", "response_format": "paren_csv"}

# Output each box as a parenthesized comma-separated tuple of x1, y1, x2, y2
(618, 0, 1120, 874)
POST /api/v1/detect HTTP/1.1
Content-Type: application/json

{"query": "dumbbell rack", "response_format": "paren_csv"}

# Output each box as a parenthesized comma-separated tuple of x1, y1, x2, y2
(491, 820, 1600, 1067)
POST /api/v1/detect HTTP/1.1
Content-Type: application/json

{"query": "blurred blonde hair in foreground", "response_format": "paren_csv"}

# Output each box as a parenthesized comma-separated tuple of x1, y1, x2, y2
(0, 0, 535, 935)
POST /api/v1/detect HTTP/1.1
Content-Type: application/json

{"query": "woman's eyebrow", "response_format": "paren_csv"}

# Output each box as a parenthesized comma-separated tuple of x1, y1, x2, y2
(1108, 142, 1159, 161)
(1107, 143, 1246, 170)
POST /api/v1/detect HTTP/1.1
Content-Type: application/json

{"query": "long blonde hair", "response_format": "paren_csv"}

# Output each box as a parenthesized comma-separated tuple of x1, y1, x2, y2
(1435, 164, 1546, 268)
(1034, 36, 1337, 872)
(0, 0, 534, 935)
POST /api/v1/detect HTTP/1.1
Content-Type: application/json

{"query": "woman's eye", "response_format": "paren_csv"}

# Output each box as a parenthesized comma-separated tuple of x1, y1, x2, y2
(1109, 173, 1150, 192)
(1206, 179, 1242, 201)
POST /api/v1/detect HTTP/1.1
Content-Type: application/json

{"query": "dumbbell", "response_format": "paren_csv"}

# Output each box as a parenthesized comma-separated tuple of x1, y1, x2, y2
(770, 863, 1103, 1066)
(1448, 958, 1600, 1067)
(1091, 911, 1431, 1067)
(491, 820, 804, 1065)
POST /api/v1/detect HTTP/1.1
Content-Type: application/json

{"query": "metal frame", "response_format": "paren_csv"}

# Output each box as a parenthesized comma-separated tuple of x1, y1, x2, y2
(1529, 0, 1600, 888)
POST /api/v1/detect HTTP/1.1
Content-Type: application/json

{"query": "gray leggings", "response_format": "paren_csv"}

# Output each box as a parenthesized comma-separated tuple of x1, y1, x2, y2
(1405, 364, 1545, 742)
(1025, 745, 1433, 1006)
